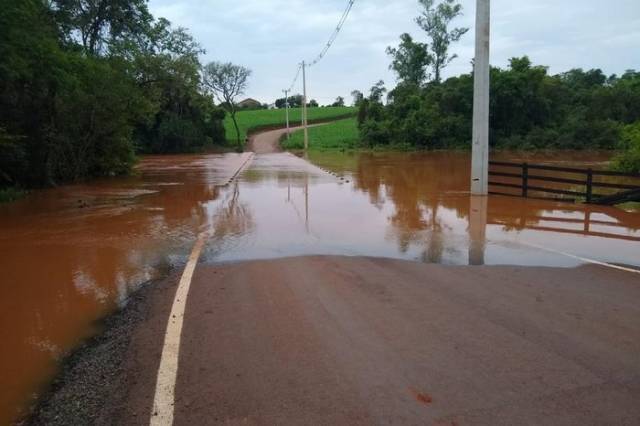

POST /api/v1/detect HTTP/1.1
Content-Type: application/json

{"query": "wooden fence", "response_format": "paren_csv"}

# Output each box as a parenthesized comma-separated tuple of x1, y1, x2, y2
(488, 161, 640, 205)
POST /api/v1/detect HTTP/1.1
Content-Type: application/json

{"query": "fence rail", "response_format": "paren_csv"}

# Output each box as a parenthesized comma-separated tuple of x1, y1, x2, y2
(488, 161, 640, 205)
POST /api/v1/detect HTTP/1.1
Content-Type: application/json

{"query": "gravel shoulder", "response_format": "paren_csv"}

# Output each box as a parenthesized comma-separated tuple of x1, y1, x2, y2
(23, 271, 180, 426)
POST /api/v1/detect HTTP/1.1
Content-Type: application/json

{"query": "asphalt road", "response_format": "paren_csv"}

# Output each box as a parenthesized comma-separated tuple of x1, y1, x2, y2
(116, 256, 640, 425)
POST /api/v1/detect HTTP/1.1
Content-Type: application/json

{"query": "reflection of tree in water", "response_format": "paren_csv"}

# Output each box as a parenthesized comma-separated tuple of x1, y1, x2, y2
(208, 182, 254, 244)
(351, 152, 471, 261)
(350, 152, 639, 253)
(422, 228, 445, 263)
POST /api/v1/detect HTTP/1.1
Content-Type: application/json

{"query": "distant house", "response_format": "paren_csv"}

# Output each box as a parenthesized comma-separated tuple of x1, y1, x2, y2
(237, 98, 262, 109)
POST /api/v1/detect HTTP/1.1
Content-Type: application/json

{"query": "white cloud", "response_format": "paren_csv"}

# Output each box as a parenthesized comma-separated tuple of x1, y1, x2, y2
(149, 0, 640, 103)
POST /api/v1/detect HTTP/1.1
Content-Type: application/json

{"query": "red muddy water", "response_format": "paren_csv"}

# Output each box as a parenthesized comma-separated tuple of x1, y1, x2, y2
(0, 150, 638, 424)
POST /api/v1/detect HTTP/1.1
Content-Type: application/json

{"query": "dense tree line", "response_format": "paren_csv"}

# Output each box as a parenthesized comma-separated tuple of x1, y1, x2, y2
(358, 0, 640, 172)
(275, 95, 303, 109)
(0, 0, 226, 190)
(273, 95, 321, 109)
(359, 61, 640, 152)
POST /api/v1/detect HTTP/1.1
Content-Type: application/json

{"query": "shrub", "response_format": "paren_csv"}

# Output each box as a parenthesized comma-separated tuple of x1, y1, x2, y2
(612, 122, 640, 173)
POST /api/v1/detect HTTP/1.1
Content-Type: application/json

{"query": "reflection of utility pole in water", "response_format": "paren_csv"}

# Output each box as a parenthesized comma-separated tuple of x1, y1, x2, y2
(284, 177, 310, 234)
(469, 196, 488, 265)
(304, 174, 309, 233)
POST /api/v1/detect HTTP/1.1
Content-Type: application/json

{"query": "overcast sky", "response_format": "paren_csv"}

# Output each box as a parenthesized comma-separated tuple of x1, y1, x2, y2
(148, 0, 640, 105)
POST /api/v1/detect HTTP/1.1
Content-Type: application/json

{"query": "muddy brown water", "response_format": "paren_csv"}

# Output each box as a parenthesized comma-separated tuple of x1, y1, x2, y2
(1, 150, 639, 424)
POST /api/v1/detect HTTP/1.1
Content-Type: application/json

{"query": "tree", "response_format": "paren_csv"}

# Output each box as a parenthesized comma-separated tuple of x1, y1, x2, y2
(202, 61, 252, 148)
(351, 90, 364, 107)
(53, 0, 153, 55)
(0, 0, 145, 186)
(386, 33, 433, 86)
(124, 18, 226, 154)
(416, 0, 468, 83)
(275, 94, 302, 108)
(332, 96, 345, 107)
(369, 80, 387, 104)
(308, 99, 319, 108)
(0, 0, 229, 191)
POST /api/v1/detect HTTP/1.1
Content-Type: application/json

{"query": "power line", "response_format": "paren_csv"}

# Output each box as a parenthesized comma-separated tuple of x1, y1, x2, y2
(285, 63, 302, 93)
(280, 0, 356, 151)
(308, 0, 355, 67)
(282, 0, 355, 94)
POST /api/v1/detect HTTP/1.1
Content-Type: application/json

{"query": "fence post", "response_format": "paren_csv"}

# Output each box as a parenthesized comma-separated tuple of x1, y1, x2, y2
(586, 168, 593, 203)
(522, 163, 529, 198)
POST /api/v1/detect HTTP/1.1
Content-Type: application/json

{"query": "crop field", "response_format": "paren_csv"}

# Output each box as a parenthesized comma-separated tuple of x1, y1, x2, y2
(224, 106, 355, 143)
(281, 117, 359, 151)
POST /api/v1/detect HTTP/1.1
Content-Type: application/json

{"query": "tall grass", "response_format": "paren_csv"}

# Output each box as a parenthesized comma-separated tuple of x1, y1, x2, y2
(281, 117, 360, 151)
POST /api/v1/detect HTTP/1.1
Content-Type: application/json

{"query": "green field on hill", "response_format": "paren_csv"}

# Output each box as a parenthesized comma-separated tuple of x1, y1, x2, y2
(224, 106, 355, 143)
(281, 117, 360, 151)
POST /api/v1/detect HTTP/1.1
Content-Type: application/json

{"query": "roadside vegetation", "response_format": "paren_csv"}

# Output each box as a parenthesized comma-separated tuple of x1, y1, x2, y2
(311, 0, 640, 173)
(282, 118, 359, 151)
(0, 187, 26, 204)
(612, 122, 640, 173)
(223, 106, 355, 143)
(358, 59, 640, 153)
(0, 0, 231, 193)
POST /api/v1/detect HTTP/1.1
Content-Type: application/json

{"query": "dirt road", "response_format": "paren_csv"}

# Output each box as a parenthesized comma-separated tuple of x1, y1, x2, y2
(247, 124, 323, 154)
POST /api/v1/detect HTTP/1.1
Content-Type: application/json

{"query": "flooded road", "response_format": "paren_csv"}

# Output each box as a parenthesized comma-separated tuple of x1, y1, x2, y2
(1, 149, 639, 424)
(0, 153, 251, 425)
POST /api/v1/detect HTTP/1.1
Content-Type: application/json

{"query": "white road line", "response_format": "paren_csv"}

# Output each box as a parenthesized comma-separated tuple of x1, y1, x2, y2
(150, 232, 206, 426)
(150, 153, 254, 425)
(520, 241, 640, 275)
(227, 152, 254, 184)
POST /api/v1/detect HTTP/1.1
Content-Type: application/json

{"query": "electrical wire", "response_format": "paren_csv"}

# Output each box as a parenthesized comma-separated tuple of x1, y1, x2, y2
(282, 0, 355, 94)
(285, 63, 302, 93)
(308, 0, 355, 67)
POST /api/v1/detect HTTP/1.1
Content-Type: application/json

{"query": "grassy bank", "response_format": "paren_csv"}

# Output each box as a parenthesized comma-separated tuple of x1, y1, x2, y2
(281, 117, 417, 152)
(281, 117, 360, 151)
(223, 106, 355, 144)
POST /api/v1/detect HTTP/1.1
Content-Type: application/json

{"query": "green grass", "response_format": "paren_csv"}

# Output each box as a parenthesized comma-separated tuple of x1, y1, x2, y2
(223, 106, 356, 144)
(0, 187, 27, 203)
(281, 117, 360, 151)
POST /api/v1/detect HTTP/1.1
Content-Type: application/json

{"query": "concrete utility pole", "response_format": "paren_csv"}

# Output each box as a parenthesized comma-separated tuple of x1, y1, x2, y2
(302, 61, 309, 151)
(471, 0, 491, 195)
(283, 89, 290, 139)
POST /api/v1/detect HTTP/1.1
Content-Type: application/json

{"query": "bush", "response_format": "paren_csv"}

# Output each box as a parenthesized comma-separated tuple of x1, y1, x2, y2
(360, 119, 392, 147)
(0, 129, 27, 187)
(0, 187, 27, 203)
(612, 122, 640, 173)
